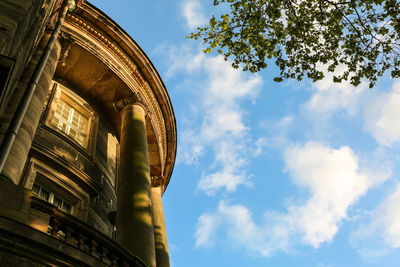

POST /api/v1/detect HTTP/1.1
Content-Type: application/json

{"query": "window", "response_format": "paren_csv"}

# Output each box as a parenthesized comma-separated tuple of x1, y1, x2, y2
(32, 183, 74, 214)
(51, 97, 89, 146)
(47, 83, 94, 149)
(24, 159, 90, 221)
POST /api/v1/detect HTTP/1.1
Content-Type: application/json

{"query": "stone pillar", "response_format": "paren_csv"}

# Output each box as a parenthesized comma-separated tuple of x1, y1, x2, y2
(151, 176, 170, 267)
(1, 36, 62, 184)
(115, 97, 156, 267)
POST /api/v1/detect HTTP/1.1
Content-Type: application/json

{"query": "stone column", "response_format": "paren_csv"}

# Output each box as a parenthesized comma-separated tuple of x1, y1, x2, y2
(1, 35, 62, 184)
(151, 176, 170, 267)
(115, 97, 156, 267)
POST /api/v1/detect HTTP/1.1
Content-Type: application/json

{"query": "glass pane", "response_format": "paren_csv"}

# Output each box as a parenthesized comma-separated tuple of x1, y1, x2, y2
(69, 128, 77, 137)
(79, 119, 88, 130)
(53, 196, 62, 208)
(68, 111, 89, 146)
(61, 112, 69, 120)
(40, 188, 49, 201)
(52, 117, 59, 125)
(49, 89, 91, 148)
(61, 123, 67, 132)
(32, 184, 40, 195)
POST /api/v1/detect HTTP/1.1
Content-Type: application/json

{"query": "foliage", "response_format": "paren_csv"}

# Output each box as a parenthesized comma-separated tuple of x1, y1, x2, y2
(189, 0, 400, 87)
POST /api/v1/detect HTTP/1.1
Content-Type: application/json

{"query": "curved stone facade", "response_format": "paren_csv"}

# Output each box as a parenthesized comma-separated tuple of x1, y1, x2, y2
(0, 1, 176, 267)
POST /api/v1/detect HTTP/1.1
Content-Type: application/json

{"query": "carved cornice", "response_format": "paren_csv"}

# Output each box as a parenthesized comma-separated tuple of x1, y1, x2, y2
(151, 176, 164, 188)
(65, 13, 144, 85)
(143, 81, 166, 161)
(113, 93, 147, 113)
(64, 13, 167, 162)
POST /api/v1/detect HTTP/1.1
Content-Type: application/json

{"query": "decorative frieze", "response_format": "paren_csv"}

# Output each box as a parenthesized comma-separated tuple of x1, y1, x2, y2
(113, 93, 146, 112)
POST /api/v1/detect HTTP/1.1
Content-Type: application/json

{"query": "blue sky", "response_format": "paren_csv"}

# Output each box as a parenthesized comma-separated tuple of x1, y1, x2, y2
(93, 1, 400, 266)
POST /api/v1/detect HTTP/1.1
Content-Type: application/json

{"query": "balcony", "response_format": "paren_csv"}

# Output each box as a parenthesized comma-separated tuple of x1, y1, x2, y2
(0, 197, 146, 266)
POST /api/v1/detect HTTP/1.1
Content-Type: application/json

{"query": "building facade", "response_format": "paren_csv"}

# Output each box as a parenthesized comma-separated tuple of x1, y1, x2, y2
(0, 1, 177, 266)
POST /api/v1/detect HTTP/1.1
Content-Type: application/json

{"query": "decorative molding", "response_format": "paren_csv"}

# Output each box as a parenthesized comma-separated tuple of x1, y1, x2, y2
(113, 94, 149, 115)
(151, 176, 164, 188)
(65, 13, 142, 84)
(64, 13, 167, 161)
(30, 142, 101, 196)
(142, 82, 166, 161)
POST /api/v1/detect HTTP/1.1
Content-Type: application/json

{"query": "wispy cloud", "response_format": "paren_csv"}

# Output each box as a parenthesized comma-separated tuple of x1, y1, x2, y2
(304, 65, 400, 148)
(159, 45, 262, 195)
(364, 80, 400, 146)
(301, 61, 400, 150)
(194, 201, 287, 256)
(305, 65, 368, 116)
(195, 143, 391, 256)
(182, 0, 208, 30)
(350, 183, 400, 261)
(378, 185, 400, 248)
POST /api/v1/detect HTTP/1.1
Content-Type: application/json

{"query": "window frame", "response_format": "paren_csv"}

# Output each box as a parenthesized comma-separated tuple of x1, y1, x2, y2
(23, 158, 90, 221)
(32, 182, 74, 215)
(44, 82, 96, 153)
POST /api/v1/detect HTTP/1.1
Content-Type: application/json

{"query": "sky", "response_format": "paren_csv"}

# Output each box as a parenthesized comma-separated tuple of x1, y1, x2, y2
(93, 1, 400, 266)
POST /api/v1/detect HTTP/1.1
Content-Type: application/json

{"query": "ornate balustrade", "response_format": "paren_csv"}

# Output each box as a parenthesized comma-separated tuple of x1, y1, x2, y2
(30, 196, 147, 267)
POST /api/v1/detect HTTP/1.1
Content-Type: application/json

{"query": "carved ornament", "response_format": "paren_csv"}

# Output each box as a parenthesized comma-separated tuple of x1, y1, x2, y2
(151, 176, 164, 188)
(58, 34, 74, 66)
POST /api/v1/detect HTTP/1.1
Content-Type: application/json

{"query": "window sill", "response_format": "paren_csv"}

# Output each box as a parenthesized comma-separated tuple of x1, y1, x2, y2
(41, 124, 93, 159)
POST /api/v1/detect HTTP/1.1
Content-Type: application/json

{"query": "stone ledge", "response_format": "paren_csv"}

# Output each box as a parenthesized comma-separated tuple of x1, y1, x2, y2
(0, 213, 147, 266)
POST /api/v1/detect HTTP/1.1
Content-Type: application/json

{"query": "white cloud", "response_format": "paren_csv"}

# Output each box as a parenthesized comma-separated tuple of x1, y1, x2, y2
(350, 184, 400, 261)
(283, 143, 385, 246)
(378, 184, 400, 247)
(182, 0, 208, 30)
(364, 80, 400, 146)
(197, 165, 250, 194)
(195, 143, 391, 256)
(253, 137, 268, 156)
(304, 65, 400, 147)
(195, 211, 219, 248)
(304, 64, 400, 148)
(305, 65, 368, 115)
(194, 201, 282, 256)
(177, 130, 204, 165)
(259, 116, 294, 150)
(161, 45, 262, 195)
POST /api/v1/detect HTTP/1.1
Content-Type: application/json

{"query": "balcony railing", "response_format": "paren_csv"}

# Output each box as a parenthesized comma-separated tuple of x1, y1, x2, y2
(31, 197, 147, 267)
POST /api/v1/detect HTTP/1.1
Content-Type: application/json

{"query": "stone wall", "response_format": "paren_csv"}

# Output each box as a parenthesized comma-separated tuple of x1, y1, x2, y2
(30, 83, 118, 237)
(0, 0, 60, 115)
